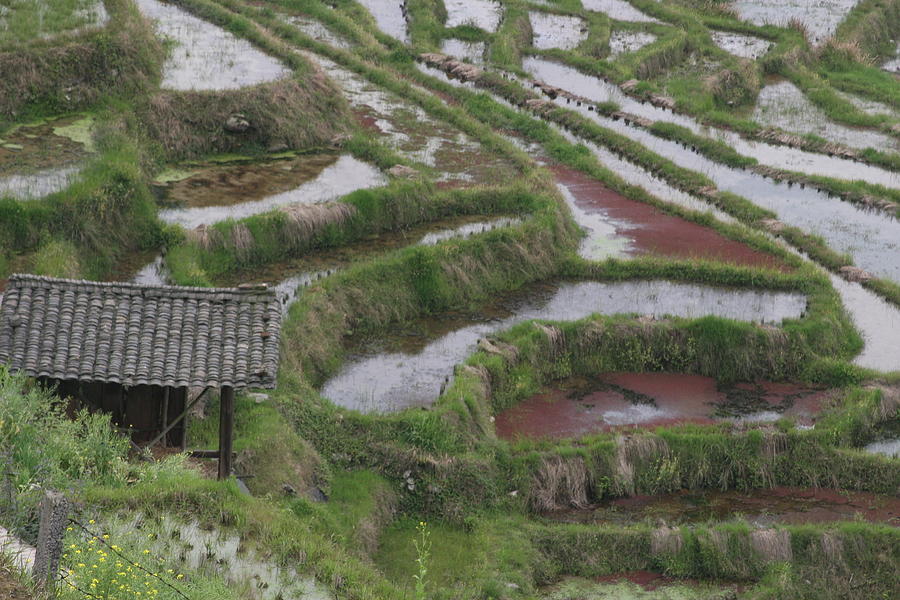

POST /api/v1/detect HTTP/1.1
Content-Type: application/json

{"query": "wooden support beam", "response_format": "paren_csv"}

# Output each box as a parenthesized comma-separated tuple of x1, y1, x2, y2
(218, 386, 235, 480)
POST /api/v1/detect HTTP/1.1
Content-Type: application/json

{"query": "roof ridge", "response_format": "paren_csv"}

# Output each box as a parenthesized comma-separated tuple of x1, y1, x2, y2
(8, 273, 276, 297)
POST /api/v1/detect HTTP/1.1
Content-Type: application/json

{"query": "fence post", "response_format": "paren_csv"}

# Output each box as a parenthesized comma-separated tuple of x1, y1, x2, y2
(32, 490, 69, 593)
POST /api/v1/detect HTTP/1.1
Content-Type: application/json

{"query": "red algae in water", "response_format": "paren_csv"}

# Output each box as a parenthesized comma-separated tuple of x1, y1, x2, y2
(551, 164, 790, 271)
(494, 373, 830, 441)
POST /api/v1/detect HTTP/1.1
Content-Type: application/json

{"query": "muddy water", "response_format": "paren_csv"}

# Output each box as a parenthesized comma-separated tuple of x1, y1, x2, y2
(521, 57, 900, 187)
(158, 155, 385, 228)
(608, 31, 657, 58)
(496, 373, 830, 440)
(581, 0, 660, 23)
(135, 0, 291, 90)
(542, 576, 737, 599)
(547, 486, 900, 527)
(219, 215, 522, 308)
(529, 12, 588, 50)
(710, 31, 771, 59)
(753, 79, 900, 153)
(0, 116, 92, 200)
(356, 0, 408, 43)
(553, 164, 788, 268)
(520, 59, 900, 283)
(865, 438, 900, 458)
(444, 0, 502, 32)
(322, 281, 806, 412)
(731, 0, 859, 44)
(296, 49, 518, 185)
(441, 39, 486, 63)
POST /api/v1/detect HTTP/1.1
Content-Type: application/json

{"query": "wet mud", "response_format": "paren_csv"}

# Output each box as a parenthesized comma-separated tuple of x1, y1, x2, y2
(546, 486, 900, 527)
(495, 373, 831, 440)
(552, 164, 790, 269)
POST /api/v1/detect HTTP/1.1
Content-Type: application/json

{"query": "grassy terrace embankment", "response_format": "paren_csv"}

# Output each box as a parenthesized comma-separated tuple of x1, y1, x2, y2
(2, 2, 899, 600)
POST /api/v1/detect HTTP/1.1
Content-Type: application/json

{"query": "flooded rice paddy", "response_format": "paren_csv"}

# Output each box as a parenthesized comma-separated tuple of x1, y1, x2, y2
(157, 154, 385, 228)
(553, 163, 788, 269)
(546, 486, 900, 527)
(283, 15, 352, 49)
(444, 0, 502, 32)
(496, 373, 831, 440)
(865, 438, 900, 458)
(296, 48, 518, 185)
(827, 272, 900, 372)
(0, 116, 92, 200)
(102, 516, 332, 600)
(519, 58, 900, 283)
(441, 39, 485, 63)
(219, 214, 523, 308)
(608, 31, 657, 58)
(529, 12, 588, 50)
(753, 79, 900, 153)
(581, 0, 660, 23)
(710, 31, 771, 59)
(322, 281, 807, 412)
(730, 0, 860, 44)
(356, 0, 408, 43)
(521, 57, 900, 187)
(135, 0, 291, 90)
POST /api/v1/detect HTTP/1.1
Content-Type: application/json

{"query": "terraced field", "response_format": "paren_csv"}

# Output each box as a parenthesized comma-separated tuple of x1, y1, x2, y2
(1, 1, 899, 600)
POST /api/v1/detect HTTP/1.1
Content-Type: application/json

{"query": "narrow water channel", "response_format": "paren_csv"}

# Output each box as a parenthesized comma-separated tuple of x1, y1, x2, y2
(322, 281, 807, 412)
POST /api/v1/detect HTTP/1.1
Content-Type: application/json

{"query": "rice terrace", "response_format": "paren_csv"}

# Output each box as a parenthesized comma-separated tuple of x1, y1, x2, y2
(2, 0, 900, 598)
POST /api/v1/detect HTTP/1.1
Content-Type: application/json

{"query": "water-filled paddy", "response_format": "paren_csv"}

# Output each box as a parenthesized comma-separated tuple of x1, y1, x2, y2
(520, 58, 900, 283)
(441, 39, 486, 63)
(731, 0, 860, 44)
(135, 0, 291, 90)
(496, 373, 831, 440)
(297, 48, 519, 185)
(542, 576, 739, 599)
(356, 0, 408, 43)
(710, 31, 771, 59)
(546, 486, 900, 527)
(157, 154, 385, 228)
(444, 0, 502, 32)
(608, 31, 657, 57)
(218, 214, 523, 309)
(521, 57, 900, 187)
(529, 12, 588, 50)
(322, 281, 807, 412)
(0, 116, 92, 200)
(553, 164, 788, 269)
(581, 0, 660, 23)
(753, 79, 900, 153)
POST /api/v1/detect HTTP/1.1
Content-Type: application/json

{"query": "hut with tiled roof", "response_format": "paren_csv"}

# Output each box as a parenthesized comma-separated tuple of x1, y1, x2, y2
(0, 274, 282, 479)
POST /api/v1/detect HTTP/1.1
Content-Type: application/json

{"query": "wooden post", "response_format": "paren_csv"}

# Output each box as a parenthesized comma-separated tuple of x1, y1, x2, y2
(33, 490, 69, 592)
(218, 386, 235, 480)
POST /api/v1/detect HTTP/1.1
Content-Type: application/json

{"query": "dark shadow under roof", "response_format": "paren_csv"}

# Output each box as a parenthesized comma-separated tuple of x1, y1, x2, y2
(0, 274, 282, 389)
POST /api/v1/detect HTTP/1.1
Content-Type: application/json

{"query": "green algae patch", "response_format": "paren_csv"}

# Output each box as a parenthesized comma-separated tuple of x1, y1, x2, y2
(52, 116, 96, 152)
(152, 167, 199, 184)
